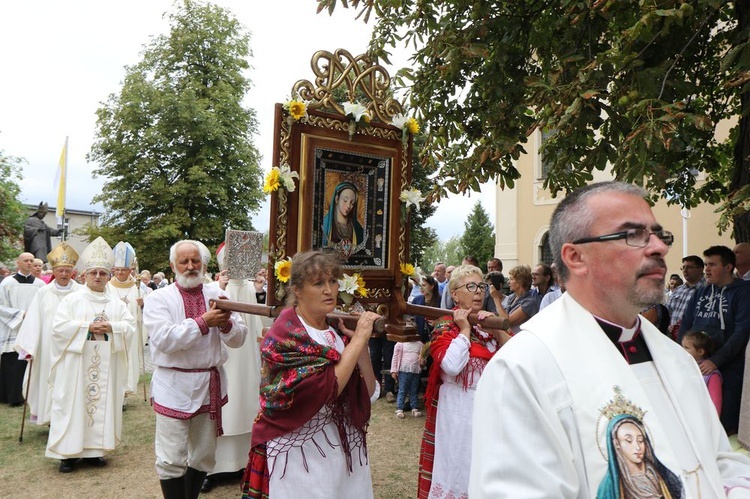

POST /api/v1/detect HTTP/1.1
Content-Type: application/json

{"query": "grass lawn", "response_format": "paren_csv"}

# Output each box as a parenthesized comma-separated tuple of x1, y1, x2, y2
(0, 377, 423, 498)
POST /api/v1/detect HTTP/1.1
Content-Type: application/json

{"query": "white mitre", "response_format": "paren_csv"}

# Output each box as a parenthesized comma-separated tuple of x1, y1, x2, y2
(113, 241, 136, 269)
(80, 236, 115, 271)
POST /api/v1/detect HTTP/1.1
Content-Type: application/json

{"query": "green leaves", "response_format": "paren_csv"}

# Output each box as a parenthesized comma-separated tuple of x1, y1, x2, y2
(0, 150, 26, 262)
(87, 0, 263, 271)
(322, 0, 750, 238)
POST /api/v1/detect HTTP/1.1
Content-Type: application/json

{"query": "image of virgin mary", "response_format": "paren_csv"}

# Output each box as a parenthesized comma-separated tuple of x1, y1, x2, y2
(322, 181, 366, 255)
(596, 414, 683, 498)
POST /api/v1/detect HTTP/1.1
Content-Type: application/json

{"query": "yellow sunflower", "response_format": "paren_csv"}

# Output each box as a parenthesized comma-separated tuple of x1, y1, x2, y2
(400, 263, 415, 276)
(406, 117, 420, 134)
(288, 100, 307, 121)
(263, 168, 280, 193)
(354, 273, 368, 297)
(274, 257, 292, 283)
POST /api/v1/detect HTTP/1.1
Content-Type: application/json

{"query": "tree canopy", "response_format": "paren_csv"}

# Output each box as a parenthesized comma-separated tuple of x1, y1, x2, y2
(87, 0, 263, 271)
(409, 135, 438, 265)
(460, 201, 496, 272)
(0, 148, 25, 263)
(318, 0, 750, 241)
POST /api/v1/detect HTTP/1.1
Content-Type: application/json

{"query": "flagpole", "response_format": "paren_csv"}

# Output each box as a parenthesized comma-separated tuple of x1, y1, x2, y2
(56, 137, 69, 242)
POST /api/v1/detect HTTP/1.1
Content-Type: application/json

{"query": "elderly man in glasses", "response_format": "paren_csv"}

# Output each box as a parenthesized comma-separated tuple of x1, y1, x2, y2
(470, 181, 750, 498)
(47, 237, 136, 473)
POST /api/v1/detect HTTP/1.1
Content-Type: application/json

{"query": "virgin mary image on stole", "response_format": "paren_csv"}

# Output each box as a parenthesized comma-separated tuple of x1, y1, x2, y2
(597, 389, 683, 498)
(322, 181, 366, 257)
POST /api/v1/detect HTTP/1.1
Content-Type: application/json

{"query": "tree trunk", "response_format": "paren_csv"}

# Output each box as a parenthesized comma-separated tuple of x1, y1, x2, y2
(732, 1, 750, 243)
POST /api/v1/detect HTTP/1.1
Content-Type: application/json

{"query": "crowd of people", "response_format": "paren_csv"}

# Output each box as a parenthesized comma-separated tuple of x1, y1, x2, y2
(2, 180, 750, 498)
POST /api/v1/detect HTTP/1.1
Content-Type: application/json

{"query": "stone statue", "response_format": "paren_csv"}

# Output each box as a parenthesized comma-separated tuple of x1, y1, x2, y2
(24, 202, 60, 263)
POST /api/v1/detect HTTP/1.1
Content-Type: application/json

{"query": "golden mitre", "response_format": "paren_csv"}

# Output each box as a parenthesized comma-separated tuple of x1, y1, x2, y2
(47, 242, 79, 268)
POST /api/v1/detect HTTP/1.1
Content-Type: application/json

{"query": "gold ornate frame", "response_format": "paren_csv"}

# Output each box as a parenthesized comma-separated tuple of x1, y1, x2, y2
(267, 49, 414, 338)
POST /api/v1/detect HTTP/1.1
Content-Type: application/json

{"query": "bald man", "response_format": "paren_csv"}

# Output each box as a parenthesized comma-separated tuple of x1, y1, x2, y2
(0, 252, 44, 406)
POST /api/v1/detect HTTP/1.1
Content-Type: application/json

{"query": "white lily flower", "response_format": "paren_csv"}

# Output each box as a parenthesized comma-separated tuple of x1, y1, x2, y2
(392, 113, 408, 130)
(399, 187, 426, 210)
(278, 163, 299, 192)
(343, 101, 370, 123)
(338, 273, 359, 294)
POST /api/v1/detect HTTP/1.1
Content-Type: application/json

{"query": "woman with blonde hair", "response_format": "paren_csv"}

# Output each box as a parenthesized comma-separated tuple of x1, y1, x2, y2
(418, 265, 509, 499)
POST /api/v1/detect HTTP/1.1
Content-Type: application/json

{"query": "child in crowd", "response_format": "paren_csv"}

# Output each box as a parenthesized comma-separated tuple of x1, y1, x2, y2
(682, 330, 722, 415)
(391, 338, 425, 418)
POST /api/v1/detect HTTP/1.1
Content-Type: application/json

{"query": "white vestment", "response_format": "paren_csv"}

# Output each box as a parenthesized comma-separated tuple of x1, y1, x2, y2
(0, 275, 45, 353)
(211, 279, 262, 474)
(470, 292, 750, 498)
(108, 278, 143, 393)
(14, 279, 80, 424)
(46, 286, 135, 459)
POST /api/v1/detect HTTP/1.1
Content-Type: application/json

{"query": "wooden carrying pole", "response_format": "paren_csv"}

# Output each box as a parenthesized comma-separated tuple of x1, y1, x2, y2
(210, 299, 509, 334)
(209, 299, 387, 334)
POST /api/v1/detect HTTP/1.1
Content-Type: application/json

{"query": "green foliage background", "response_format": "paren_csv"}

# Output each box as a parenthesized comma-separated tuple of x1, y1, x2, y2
(85, 0, 263, 272)
(0, 149, 25, 263)
(319, 0, 750, 241)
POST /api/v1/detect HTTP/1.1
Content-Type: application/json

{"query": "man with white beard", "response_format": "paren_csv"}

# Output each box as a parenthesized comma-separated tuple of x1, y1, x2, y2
(107, 241, 143, 395)
(143, 240, 248, 499)
(15, 242, 81, 425)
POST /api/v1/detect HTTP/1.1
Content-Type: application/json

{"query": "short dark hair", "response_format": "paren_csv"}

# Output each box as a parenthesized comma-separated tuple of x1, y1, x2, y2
(550, 181, 647, 282)
(488, 257, 503, 271)
(681, 255, 704, 268)
(703, 245, 735, 269)
(462, 255, 479, 266)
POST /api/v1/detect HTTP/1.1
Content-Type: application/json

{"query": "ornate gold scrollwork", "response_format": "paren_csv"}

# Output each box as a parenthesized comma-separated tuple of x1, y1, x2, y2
(292, 49, 404, 123)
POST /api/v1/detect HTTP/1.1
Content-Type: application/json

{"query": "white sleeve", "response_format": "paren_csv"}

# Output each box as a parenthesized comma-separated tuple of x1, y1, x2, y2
(440, 334, 470, 376)
(143, 291, 203, 354)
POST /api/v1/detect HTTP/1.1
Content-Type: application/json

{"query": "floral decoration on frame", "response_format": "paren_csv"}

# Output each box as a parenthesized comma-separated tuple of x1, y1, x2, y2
(274, 257, 292, 284)
(338, 272, 369, 307)
(283, 94, 308, 126)
(263, 163, 299, 194)
(399, 187, 425, 211)
(342, 101, 371, 140)
(392, 113, 420, 144)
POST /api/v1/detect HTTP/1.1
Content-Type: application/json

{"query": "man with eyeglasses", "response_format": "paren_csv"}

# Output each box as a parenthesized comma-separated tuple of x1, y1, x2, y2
(678, 245, 750, 435)
(665, 255, 705, 339)
(470, 182, 750, 498)
(47, 237, 135, 473)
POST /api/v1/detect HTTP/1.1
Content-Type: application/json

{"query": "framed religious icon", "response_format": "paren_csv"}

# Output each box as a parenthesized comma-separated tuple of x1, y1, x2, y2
(224, 229, 264, 280)
(310, 143, 393, 268)
(264, 49, 419, 341)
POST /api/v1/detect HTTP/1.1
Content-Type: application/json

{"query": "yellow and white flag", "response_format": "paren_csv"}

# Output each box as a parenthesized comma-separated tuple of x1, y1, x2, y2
(52, 137, 68, 219)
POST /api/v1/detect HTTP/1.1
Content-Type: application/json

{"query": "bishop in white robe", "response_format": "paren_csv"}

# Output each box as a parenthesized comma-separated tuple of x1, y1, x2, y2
(45, 237, 135, 473)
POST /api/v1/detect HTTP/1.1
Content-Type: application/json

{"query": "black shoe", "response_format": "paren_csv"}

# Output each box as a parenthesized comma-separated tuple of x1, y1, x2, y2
(83, 457, 107, 467)
(10, 401, 24, 407)
(59, 459, 76, 473)
(201, 475, 215, 492)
